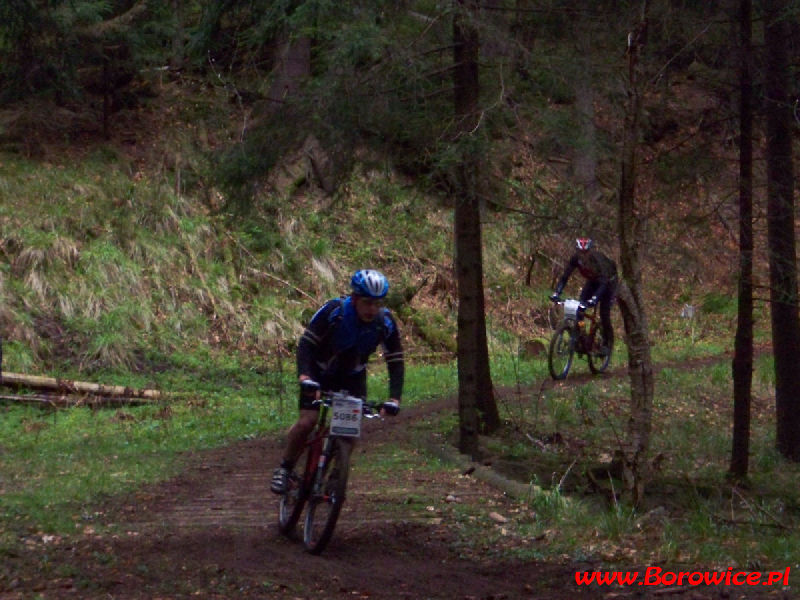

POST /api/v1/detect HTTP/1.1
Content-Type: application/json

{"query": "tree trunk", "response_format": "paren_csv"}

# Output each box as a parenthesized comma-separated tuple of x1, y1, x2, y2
(730, 0, 754, 478)
(0, 371, 162, 400)
(616, 2, 654, 505)
(574, 75, 599, 201)
(170, 0, 185, 70)
(266, 35, 311, 111)
(572, 16, 599, 202)
(0, 393, 153, 408)
(764, 0, 800, 461)
(453, 0, 499, 457)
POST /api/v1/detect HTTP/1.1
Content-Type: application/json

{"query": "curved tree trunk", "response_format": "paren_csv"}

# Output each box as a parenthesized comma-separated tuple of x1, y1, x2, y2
(617, 2, 654, 505)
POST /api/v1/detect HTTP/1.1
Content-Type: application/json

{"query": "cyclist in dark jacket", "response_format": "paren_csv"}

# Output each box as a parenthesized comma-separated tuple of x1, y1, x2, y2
(271, 269, 404, 494)
(550, 238, 618, 354)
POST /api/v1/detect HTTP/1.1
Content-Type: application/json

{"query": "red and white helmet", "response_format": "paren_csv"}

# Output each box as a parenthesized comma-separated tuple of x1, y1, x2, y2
(576, 238, 593, 251)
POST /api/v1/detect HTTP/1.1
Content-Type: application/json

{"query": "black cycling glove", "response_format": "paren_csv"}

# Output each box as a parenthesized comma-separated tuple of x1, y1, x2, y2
(300, 379, 320, 401)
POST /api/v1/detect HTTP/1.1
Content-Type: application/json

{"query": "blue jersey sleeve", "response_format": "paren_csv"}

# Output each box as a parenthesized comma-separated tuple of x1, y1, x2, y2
(296, 299, 339, 378)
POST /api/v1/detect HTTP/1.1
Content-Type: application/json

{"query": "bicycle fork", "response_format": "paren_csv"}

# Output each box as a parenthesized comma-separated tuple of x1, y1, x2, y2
(311, 436, 334, 497)
(568, 322, 580, 353)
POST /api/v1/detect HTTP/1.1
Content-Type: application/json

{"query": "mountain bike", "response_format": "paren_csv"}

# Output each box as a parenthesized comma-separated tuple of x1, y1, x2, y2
(548, 297, 612, 380)
(277, 385, 392, 554)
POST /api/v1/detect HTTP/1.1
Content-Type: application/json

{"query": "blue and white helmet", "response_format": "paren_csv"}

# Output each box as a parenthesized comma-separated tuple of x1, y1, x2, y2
(350, 269, 389, 299)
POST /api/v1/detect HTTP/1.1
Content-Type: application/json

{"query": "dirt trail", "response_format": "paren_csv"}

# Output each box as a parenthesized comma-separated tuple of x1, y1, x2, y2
(1, 384, 786, 599)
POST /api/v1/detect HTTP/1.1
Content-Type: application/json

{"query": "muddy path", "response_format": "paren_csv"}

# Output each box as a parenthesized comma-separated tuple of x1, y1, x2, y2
(1, 358, 786, 599)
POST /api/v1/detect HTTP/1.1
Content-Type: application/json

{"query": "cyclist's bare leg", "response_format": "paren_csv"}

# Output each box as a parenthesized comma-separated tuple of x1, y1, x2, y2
(272, 409, 319, 493)
(283, 409, 319, 466)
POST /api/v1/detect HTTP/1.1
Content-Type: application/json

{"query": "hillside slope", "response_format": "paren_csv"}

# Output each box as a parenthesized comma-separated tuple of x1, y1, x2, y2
(0, 61, 759, 379)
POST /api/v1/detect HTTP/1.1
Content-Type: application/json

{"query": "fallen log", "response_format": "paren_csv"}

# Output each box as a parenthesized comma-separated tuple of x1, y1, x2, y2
(0, 392, 152, 408)
(0, 371, 162, 400)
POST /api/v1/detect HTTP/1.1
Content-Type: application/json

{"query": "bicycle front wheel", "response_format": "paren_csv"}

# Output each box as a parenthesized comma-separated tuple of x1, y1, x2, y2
(548, 323, 575, 380)
(303, 437, 352, 554)
(587, 333, 612, 374)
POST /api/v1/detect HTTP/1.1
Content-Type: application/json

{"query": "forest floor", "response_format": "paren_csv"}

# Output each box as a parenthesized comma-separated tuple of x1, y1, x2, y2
(1, 363, 791, 600)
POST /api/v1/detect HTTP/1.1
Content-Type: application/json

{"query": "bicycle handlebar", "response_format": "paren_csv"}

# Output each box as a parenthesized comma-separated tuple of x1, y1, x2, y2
(301, 380, 397, 417)
(317, 391, 387, 417)
(550, 296, 588, 311)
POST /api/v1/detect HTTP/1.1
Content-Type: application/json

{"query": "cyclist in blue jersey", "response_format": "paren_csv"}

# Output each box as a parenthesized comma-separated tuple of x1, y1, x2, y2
(271, 269, 404, 494)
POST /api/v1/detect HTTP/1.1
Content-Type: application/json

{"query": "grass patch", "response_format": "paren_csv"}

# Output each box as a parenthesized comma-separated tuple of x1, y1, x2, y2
(0, 390, 289, 535)
(419, 339, 800, 570)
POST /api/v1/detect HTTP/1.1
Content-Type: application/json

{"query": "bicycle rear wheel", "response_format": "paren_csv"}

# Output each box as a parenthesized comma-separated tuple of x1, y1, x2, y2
(278, 446, 314, 535)
(548, 323, 575, 380)
(587, 331, 612, 374)
(303, 437, 351, 554)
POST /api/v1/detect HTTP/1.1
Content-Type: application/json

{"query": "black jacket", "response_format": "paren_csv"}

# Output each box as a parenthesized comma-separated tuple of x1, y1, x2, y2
(555, 249, 618, 299)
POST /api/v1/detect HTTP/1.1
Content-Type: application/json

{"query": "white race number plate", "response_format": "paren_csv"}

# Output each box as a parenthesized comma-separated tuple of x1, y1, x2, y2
(330, 396, 363, 437)
(564, 299, 581, 320)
